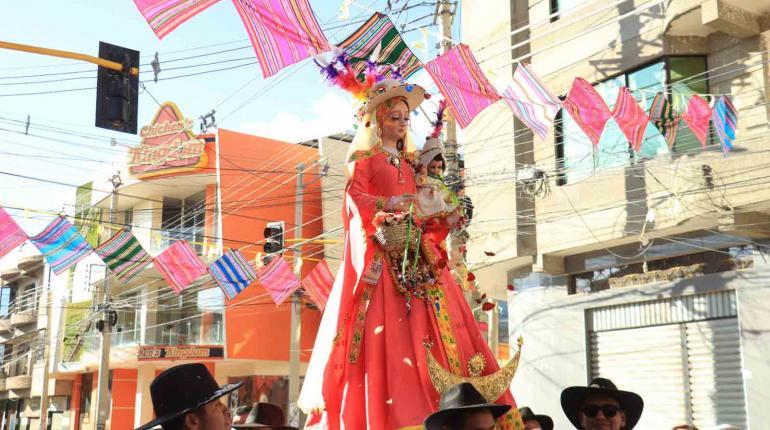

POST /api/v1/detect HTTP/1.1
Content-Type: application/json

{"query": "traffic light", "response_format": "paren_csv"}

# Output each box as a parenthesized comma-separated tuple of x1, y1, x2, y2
(263, 221, 285, 255)
(95, 42, 139, 134)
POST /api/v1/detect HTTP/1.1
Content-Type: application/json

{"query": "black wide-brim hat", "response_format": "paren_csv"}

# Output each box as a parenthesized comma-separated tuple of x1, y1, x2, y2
(424, 382, 511, 430)
(135, 363, 243, 430)
(560, 378, 644, 429)
(519, 407, 554, 430)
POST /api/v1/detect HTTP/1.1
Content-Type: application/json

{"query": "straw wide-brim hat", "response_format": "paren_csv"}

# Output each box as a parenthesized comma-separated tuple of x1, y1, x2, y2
(360, 79, 427, 118)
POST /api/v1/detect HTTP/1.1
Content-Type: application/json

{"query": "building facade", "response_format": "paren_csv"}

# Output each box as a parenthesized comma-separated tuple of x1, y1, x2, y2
(461, 0, 770, 428)
(45, 102, 325, 430)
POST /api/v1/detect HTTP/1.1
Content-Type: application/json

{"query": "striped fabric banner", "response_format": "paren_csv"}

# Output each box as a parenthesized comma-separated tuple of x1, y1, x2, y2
(562, 77, 612, 147)
(209, 249, 258, 300)
(682, 94, 713, 148)
(648, 92, 679, 148)
(153, 240, 207, 294)
(302, 260, 334, 311)
(232, 0, 331, 78)
(30, 216, 94, 275)
(94, 230, 151, 285)
(501, 63, 561, 140)
(612, 87, 649, 152)
(338, 12, 423, 79)
(257, 255, 299, 306)
(712, 96, 737, 153)
(0, 206, 27, 259)
(424, 44, 501, 129)
(133, 0, 221, 39)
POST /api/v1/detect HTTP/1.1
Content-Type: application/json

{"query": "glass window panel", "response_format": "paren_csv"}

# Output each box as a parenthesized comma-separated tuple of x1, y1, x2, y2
(628, 61, 669, 159)
(562, 111, 595, 183)
(597, 119, 630, 171)
(670, 57, 709, 154)
(556, 0, 590, 12)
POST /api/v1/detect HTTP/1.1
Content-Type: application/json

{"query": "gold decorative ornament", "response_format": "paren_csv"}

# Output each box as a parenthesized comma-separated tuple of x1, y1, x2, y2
(467, 353, 487, 377)
(426, 337, 523, 403)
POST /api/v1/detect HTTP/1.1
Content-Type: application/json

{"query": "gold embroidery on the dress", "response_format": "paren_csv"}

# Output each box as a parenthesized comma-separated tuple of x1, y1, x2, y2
(348, 282, 375, 363)
(467, 353, 487, 377)
(426, 282, 462, 374)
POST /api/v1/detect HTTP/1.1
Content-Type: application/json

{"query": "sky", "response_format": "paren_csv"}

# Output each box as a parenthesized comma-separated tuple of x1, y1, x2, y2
(0, 0, 452, 233)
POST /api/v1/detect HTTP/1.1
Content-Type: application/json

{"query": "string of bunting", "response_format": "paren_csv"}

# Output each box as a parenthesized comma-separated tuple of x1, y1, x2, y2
(0, 208, 331, 307)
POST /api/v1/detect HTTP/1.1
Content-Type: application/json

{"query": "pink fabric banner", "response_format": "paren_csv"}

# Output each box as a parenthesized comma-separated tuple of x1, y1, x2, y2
(133, 0, 221, 39)
(424, 44, 501, 129)
(501, 63, 562, 141)
(0, 206, 27, 259)
(683, 94, 713, 148)
(302, 260, 334, 311)
(153, 240, 207, 294)
(232, 0, 331, 78)
(257, 255, 300, 305)
(612, 87, 649, 152)
(562, 77, 612, 147)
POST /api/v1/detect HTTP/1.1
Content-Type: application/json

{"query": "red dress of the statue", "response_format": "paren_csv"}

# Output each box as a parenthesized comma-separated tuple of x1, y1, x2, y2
(305, 149, 521, 429)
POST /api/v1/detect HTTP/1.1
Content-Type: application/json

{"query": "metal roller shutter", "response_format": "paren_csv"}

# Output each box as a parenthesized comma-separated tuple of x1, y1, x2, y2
(686, 318, 747, 430)
(590, 324, 688, 428)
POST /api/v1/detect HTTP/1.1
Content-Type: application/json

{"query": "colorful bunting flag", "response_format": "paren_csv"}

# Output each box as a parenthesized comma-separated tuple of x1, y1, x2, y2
(232, 0, 331, 78)
(94, 230, 151, 284)
(424, 44, 501, 129)
(0, 206, 27, 259)
(648, 92, 679, 148)
(133, 0, 222, 39)
(153, 240, 207, 294)
(209, 249, 258, 300)
(612, 87, 649, 152)
(30, 216, 94, 275)
(302, 260, 334, 311)
(257, 256, 299, 305)
(562, 77, 612, 147)
(712, 96, 737, 153)
(338, 12, 423, 79)
(501, 63, 561, 140)
(682, 94, 712, 148)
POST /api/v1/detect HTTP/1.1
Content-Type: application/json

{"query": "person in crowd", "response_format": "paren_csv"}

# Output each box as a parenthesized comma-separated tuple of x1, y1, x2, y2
(424, 382, 512, 430)
(135, 363, 242, 430)
(231, 402, 297, 429)
(519, 407, 554, 430)
(560, 377, 644, 430)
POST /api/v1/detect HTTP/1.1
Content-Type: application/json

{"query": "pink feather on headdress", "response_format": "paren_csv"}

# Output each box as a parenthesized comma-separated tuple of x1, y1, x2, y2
(430, 100, 447, 139)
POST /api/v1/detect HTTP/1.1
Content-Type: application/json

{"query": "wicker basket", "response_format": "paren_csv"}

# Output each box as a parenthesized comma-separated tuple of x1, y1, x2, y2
(375, 220, 419, 252)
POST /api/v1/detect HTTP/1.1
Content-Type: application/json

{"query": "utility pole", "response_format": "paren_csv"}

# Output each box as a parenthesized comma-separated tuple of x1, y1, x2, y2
(38, 266, 53, 430)
(288, 163, 304, 425)
(95, 172, 121, 430)
(437, 0, 458, 177)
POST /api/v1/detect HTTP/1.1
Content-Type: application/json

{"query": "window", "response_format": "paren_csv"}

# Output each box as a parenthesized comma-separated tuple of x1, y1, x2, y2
(0, 287, 12, 318)
(549, 0, 591, 21)
(154, 287, 224, 346)
(557, 56, 708, 184)
(161, 191, 206, 253)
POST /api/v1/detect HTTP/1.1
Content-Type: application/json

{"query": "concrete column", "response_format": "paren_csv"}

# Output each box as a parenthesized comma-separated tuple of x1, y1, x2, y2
(760, 29, 770, 124)
(140, 286, 158, 345)
(134, 365, 155, 428)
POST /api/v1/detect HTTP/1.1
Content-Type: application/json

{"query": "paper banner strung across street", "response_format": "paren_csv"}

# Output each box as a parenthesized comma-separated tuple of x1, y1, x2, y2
(712, 96, 737, 153)
(501, 63, 561, 141)
(302, 259, 334, 311)
(648, 92, 679, 148)
(425, 44, 501, 129)
(0, 206, 27, 259)
(208, 249, 258, 300)
(257, 256, 300, 306)
(30, 216, 94, 275)
(612, 87, 649, 152)
(94, 229, 152, 285)
(682, 94, 712, 148)
(133, 0, 222, 39)
(562, 77, 612, 147)
(338, 12, 423, 79)
(232, 0, 330, 78)
(153, 240, 207, 294)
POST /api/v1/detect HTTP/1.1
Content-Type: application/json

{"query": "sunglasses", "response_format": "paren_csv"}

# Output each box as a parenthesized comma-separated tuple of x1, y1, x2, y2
(580, 404, 620, 418)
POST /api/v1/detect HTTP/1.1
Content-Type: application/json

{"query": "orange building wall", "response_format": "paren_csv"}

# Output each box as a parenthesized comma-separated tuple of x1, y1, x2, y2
(110, 369, 138, 430)
(217, 128, 323, 361)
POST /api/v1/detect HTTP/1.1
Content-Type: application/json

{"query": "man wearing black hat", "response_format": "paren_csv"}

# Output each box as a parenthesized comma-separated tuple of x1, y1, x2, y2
(519, 407, 553, 430)
(424, 382, 512, 430)
(560, 378, 644, 430)
(135, 363, 243, 430)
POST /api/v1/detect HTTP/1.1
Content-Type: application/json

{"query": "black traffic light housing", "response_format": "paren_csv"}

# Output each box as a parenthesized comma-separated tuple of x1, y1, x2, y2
(263, 221, 285, 255)
(95, 42, 139, 134)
